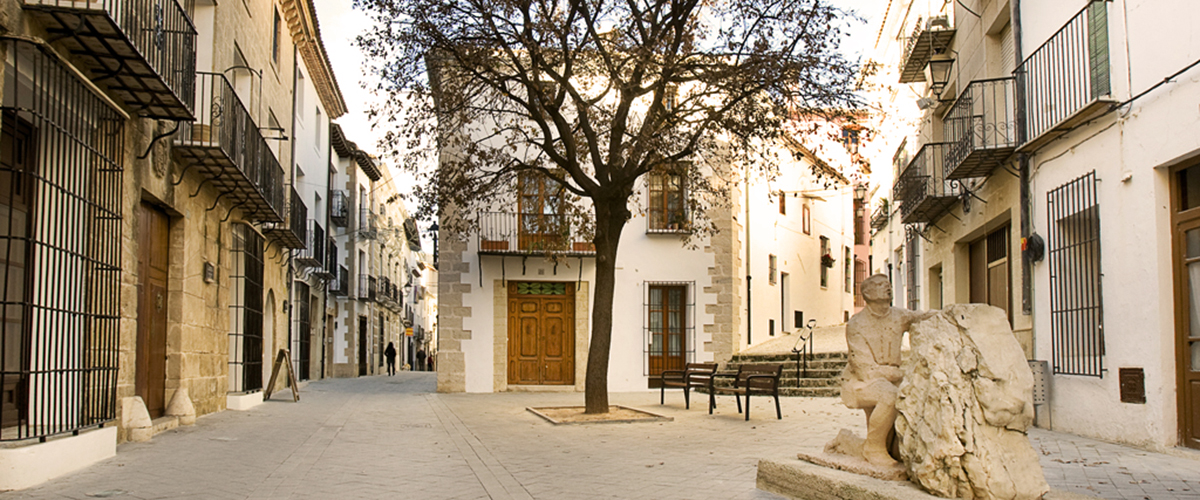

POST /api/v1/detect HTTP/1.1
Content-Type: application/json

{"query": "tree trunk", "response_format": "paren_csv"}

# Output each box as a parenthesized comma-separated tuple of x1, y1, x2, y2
(584, 196, 628, 414)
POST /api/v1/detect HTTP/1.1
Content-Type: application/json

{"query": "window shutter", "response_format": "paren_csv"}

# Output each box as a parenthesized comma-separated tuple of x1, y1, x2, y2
(1087, 1, 1111, 99)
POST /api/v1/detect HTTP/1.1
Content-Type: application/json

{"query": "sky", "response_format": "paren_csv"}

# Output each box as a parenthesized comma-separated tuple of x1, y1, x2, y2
(310, 0, 889, 217)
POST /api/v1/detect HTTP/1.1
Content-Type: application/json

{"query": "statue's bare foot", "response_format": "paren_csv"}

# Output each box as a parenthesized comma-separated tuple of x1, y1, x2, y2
(863, 445, 898, 467)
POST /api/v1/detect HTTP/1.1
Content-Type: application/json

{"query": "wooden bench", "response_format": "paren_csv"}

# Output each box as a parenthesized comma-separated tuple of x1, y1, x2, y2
(657, 362, 718, 410)
(710, 363, 783, 420)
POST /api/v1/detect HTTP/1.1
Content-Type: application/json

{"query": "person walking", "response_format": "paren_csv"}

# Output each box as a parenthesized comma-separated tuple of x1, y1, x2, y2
(416, 349, 427, 372)
(384, 342, 397, 376)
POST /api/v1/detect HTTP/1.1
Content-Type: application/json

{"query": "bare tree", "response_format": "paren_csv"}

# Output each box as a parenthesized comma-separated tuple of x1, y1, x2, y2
(356, 0, 861, 413)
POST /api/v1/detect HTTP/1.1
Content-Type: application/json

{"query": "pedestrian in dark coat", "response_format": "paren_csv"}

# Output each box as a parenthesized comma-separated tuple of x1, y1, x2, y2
(385, 342, 397, 376)
(416, 349, 427, 372)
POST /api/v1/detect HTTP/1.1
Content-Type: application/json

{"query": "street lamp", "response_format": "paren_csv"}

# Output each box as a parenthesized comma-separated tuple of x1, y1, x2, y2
(925, 54, 954, 96)
(854, 183, 867, 201)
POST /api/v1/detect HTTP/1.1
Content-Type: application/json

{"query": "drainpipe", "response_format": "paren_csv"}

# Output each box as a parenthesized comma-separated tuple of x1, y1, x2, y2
(286, 44, 300, 381)
(322, 121, 333, 379)
(745, 164, 752, 347)
(1013, 0, 1032, 316)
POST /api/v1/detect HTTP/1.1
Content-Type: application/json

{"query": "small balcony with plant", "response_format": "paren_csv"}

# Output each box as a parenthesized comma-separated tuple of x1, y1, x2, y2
(477, 211, 596, 256)
(894, 143, 961, 224)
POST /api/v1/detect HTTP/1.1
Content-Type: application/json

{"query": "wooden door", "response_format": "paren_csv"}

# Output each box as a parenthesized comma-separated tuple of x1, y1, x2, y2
(648, 285, 687, 387)
(1175, 218, 1200, 448)
(137, 203, 170, 418)
(0, 112, 35, 428)
(358, 316, 368, 376)
(507, 282, 574, 385)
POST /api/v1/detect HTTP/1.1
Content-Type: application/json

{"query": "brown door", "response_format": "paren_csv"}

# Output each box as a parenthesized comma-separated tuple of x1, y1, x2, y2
(1173, 162, 1200, 449)
(358, 316, 368, 376)
(137, 203, 170, 418)
(648, 285, 687, 387)
(0, 112, 36, 429)
(969, 226, 1011, 324)
(507, 282, 574, 385)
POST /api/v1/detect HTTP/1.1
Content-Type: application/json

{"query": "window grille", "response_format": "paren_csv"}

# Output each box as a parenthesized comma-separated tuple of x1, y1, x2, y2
(642, 282, 695, 376)
(228, 224, 264, 393)
(906, 227, 921, 310)
(1048, 171, 1104, 376)
(0, 39, 124, 441)
(768, 254, 777, 285)
(292, 282, 311, 381)
(819, 236, 830, 287)
(844, 246, 852, 293)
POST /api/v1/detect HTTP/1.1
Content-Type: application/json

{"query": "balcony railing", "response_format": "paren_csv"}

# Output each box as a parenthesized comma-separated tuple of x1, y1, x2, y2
(359, 207, 377, 239)
(175, 72, 285, 222)
(898, 15, 956, 84)
(1016, 0, 1114, 152)
(870, 201, 890, 231)
(895, 143, 961, 224)
(22, 0, 197, 120)
(330, 265, 349, 296)
(330, 190, 348, 227)
(943, 77, 1018, 180)
(359, 274, 377, 302)
(478, 211, 597, 255)
(316, 237, 337, 280)
(379, 276, 393, 306)
(264, 188, 306, 248)
(295, 219, 325, 267)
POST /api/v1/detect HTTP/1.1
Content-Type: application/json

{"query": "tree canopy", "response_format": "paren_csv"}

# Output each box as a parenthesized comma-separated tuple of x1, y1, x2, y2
(355, 0, 863, 412)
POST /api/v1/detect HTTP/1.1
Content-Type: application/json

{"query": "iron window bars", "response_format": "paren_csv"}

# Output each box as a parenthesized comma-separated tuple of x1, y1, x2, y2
(0, 38, 124, 442)
(943, 77, 1018, 180)
(642, 282, 695, 377)
(477, 211, 597, 255)
(295, 219, 324, 267)
(21, 0, 197, 120)
(174, 72, 285, 223)
(1015, 0, 1113, 152)
(329, 190, 348, 227)
(1047, 171, 1104, 377)
(896, 143, 961, 224)
(292, 282, 310, 381)
(228, 224, 264, 393)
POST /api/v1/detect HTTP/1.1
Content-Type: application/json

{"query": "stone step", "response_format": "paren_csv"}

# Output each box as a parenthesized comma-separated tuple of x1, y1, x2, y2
(731, 351, 847, 363)
(712, 377, 840, 388)
(151, 415, 179, 436)
(727, 362, 847, 373)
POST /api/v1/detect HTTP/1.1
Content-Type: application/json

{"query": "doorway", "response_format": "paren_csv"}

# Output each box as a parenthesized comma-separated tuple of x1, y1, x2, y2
(137, 202, 170, 418)
(647, 284, 686, 388)
(357, 315, 368, 376)
(1173, 162, 1200, 449)
(969, 225, 1011, 323)
(507, 282, 574, 385)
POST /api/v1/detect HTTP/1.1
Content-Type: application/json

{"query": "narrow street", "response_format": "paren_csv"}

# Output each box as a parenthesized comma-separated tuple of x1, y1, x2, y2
(3, 375, 1198, 500)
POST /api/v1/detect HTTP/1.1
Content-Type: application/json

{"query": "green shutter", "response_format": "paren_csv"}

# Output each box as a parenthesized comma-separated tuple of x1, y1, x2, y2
(1087, 1, 1111, 99)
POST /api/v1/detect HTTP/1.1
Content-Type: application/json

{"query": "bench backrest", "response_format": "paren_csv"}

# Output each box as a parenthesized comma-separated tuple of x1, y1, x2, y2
(736, 363, 782, 389)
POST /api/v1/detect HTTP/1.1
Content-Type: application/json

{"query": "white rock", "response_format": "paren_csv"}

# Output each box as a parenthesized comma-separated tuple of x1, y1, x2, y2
(895, 304, 1048, 500)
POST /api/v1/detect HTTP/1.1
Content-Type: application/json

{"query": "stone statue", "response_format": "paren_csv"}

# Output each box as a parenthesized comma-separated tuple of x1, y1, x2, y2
(842, 273, 934, 467)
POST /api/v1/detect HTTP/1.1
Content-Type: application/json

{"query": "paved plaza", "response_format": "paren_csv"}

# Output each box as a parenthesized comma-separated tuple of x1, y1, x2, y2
(4, 373, 1199, 500)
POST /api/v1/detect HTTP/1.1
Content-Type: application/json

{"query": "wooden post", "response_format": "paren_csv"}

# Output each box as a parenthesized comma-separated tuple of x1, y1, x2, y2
(264, 349, 300, 402)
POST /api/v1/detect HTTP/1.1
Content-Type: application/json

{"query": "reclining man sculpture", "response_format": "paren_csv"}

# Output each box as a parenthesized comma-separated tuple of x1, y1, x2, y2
(842, 274, 935, 466)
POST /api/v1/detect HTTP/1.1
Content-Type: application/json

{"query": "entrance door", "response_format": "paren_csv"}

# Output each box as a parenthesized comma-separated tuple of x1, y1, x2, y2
(969, 225, 1011, 323)
(648, 285, 687, 387)
(137, 203, 170, 418)
(0, 111, 36, 429)
(357, 316, 368, 376)
(507, 282, 574, 385)
(1173, 162, 1200, 449)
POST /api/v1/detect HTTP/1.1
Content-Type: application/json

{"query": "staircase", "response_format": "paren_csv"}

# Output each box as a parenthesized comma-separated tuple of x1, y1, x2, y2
(707, 351, 847, 397)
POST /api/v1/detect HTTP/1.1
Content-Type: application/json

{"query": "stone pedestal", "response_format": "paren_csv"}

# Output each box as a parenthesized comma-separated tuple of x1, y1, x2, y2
(119, 397, 153, 443)
(165, 387, 196, 425)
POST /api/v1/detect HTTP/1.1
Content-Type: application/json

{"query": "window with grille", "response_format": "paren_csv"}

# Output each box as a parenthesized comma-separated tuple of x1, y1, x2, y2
(648, 170, 686, 232)
(820, 236, 830, 288)
(1048, 171, 1104, 376)
(230, 224, 265, 392)
(844, 246, 852, 293)
(643, 282, 695, 377)
(292, 282, 311, 381)
(768, 254, 777, 285)
(906, 230, 921, 311)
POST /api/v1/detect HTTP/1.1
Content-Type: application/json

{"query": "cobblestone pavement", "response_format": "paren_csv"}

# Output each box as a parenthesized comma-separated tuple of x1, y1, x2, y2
(4, 374, 1199, 500)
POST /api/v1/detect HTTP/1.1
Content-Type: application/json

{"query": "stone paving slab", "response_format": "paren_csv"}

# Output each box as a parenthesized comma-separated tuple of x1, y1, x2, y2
(2, 373, 1198, 500)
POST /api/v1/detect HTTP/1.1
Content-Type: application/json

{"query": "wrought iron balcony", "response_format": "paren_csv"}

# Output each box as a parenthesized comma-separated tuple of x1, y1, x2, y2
(898, 15, 956, 84)
(378, 276, 393, 307)
(359, 207, 377, 239)
(175, 72, 285, 222)
(264, 188, 306, 248)
(330, 190, 348, 227)
(943, 77, 1018, 180)
(295, 219, 325, 268)
(478, 211, 597, 256)
(358, 274, 377, 302)
(329, 265, 349, 296)
(404, 218, 422, 250)
(1016, 0, 1115, 153)
(895, 143, 961, 224)
(22, 0, 197, 120)
(870, 201, 890, 231)
(316, 237, 337, 280)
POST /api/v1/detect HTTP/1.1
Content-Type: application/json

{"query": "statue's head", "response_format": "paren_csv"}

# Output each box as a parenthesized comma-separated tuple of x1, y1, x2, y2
(860, 274, 892, 304)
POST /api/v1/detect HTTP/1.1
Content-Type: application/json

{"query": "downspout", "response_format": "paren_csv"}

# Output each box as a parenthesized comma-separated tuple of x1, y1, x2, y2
(322, 122, 333, 379)
(1013, 0, 1032, 316)
(745, 164, 752, 347)
(287, 44, 300, 382)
